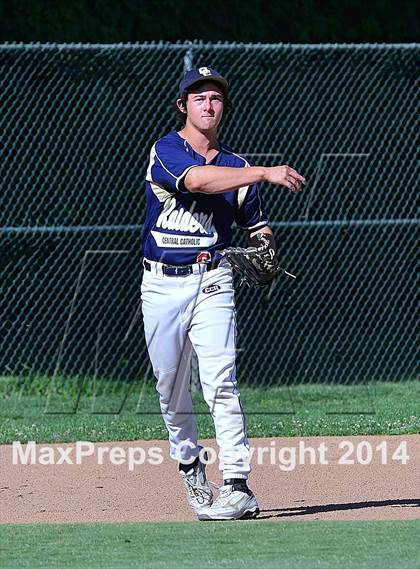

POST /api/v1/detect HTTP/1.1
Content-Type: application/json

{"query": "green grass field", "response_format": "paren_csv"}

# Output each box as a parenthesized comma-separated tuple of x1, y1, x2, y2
(1, 520, 419, 569)
(0, 378, 419, 444)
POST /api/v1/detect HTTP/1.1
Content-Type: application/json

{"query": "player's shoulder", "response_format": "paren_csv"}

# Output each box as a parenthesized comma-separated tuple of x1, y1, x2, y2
(220, 143, 252, 167)
(150, 130, 186, 155)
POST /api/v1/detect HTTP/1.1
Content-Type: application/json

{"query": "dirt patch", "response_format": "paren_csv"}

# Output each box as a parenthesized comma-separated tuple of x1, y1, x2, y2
(1, 435, 419, 524)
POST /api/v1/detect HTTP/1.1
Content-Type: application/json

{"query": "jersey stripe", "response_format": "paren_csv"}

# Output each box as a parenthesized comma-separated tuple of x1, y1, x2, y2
(150, 181, 172, 202)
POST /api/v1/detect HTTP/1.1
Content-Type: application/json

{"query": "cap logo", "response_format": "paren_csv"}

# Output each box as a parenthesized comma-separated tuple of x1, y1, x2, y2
(198, 67, 212, 77)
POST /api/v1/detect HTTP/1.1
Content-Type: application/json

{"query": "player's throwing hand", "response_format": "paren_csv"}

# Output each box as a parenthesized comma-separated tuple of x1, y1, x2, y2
(264, 165, 306, 193)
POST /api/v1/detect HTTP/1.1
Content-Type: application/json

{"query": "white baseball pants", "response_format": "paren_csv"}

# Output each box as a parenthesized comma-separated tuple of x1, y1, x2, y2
(141, 259, 251, 480)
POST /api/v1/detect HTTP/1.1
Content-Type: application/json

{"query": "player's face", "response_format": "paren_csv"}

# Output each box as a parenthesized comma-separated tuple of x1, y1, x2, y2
(183, 82, 224, 132)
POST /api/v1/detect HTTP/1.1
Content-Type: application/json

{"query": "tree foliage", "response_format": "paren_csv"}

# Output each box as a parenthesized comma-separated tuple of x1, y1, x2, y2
(0, 0, 418, 43)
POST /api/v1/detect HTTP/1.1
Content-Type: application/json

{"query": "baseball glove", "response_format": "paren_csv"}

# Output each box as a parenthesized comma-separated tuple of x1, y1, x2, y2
(221, 233, 296, 288)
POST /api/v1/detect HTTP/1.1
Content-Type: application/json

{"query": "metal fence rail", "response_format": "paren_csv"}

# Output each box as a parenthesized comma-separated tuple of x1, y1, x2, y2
(0, 42, 418, 390)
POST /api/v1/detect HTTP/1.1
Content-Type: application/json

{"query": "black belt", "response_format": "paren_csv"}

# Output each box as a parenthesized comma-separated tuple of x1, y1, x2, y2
(143, 259, 220, 276)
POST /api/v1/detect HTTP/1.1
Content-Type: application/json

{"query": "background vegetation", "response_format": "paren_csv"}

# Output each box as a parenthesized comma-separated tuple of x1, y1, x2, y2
(0, 0, 418, 44)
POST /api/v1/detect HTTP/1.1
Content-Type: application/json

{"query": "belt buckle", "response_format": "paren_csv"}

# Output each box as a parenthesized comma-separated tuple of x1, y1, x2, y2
(164, 264, 191, 277)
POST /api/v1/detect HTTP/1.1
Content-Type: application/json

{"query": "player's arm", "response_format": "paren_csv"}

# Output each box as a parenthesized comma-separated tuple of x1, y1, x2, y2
(184, 165, 306, 194)
(246, 225, 276, 250)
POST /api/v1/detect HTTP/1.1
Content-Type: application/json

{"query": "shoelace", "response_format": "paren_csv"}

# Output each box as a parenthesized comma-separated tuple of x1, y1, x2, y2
(183, 471, 217, 504)
(210, 485, 239, 507)
(186, 481, 211, 504)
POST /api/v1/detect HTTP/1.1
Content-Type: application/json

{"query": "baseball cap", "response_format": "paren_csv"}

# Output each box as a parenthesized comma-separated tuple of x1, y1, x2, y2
(179, 67, 228, 96)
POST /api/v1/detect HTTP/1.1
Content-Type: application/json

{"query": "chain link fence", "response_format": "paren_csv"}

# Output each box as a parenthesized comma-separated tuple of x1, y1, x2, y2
(0, 42, 418, 393)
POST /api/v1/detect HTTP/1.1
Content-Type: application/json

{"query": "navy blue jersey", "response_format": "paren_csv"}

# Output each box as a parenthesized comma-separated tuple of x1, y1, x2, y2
(142, 130, 268, 265)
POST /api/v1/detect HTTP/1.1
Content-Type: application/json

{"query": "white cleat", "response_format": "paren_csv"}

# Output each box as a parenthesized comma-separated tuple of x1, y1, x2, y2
(179, 455, 213, 513)
(197, 481, 259, 521)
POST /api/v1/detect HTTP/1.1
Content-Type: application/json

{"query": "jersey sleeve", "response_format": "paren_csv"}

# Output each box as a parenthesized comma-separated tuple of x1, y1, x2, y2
(146, 137, 199, 194)
(234, 184, 269, 231)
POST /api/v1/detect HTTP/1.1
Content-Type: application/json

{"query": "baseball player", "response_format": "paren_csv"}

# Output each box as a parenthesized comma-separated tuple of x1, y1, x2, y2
(141, 66, 305, 520)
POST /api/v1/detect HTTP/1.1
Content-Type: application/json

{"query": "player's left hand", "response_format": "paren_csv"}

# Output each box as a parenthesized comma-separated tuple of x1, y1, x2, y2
(221, 233, 294, 288)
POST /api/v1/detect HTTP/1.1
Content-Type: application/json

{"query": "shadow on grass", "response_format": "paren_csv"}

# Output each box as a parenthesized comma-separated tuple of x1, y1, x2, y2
(258, 498, 420, 519)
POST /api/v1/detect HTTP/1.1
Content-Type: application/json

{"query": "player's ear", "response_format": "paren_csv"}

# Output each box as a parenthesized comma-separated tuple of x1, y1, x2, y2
(176, 98, 187, 114)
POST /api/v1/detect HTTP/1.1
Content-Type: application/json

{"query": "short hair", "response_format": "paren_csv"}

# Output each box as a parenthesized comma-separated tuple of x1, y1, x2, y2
(173, 84, 233, 125)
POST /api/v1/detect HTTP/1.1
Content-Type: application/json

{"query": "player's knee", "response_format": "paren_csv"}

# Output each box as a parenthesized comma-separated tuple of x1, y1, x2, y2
(202, 382, 240, 409)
